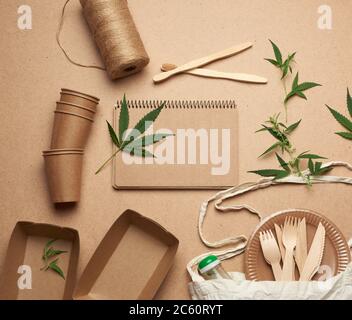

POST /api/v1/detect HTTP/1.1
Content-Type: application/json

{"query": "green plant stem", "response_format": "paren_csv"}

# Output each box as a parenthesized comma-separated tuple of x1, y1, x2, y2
(282, 78, 289, 123)
(95, 149, 121, 175)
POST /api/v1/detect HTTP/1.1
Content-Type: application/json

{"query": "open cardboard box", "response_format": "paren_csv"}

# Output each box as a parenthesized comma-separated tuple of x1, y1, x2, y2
(0, 210, 179, 300)
(0, 222, 79, 300)
(73, 210, 179, 300)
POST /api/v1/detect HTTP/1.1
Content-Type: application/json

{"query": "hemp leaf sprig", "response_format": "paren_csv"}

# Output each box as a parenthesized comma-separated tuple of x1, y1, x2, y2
(265, 40, 296, 79)
(95, 95, 173, 174)
(249, 113, 329, 183)
(326, 88, 352, 141)
(266, 40, 321, 122)
(41, 239, 67, 279)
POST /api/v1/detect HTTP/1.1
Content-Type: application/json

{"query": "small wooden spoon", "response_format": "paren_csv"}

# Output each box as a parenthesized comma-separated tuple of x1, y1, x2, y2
(161, 63, 267, 84)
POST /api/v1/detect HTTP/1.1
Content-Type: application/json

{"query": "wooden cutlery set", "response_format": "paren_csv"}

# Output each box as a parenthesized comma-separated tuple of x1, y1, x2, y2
(260, 217, 326, 281)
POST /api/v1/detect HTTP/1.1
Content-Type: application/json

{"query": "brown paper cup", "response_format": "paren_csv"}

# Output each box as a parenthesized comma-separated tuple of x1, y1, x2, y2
(61, 88, 99, 102)
(60, 89, 99, 111)
(43, 150, 84, 203)
(51, 110, 94, 149)
(56, 101, 96, 119)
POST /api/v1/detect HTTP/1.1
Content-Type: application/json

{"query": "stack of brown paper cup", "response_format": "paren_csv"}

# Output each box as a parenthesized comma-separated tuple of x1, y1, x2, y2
(52, 89, 99, 149)
(60, 89, 99, 112)
(43, 89, 99, 203)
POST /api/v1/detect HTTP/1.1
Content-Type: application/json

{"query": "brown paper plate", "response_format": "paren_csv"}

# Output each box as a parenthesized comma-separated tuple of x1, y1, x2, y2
(245, 209, 351, 281)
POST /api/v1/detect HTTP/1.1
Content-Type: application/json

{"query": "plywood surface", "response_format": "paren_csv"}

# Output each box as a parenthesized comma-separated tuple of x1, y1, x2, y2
(0, 0, 351, 299)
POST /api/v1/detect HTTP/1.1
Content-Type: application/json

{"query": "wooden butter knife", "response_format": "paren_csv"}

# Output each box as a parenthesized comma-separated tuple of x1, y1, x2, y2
(299, 222, 325, 281)
(295, 218, 308, 275)
(153, 42, 253, 83)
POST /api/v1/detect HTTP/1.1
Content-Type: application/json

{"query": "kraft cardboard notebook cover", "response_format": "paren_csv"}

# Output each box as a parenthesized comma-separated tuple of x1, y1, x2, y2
(112, 100, 238, 189)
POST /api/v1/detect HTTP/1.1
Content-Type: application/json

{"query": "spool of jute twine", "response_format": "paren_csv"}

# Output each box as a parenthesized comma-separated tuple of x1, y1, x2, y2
(57, 0, 150, 80)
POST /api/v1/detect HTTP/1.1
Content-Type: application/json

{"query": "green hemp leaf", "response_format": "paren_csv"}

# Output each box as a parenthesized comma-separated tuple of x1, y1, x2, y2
(41, 239, 67, 280)
(96, 95, 173, 174)
(265, 40, 321, 122)
(326, 88, 352, 141)
(249, 114, 329, 184)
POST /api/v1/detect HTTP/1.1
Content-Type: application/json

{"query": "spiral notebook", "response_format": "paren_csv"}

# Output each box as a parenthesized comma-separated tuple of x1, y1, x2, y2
(112, 100, 238, 189)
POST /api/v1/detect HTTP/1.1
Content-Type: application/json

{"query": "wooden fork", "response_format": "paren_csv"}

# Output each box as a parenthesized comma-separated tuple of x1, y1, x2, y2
(259, 230, 282, 280)
(282, 217, 299, 281)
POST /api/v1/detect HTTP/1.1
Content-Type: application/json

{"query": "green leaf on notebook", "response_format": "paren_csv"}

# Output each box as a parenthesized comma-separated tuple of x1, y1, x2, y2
(107, 121, 120, 148)
(129, 148, 156, 158)
(127, 133, 174, 149)
(119, 94, 129, 143)
(96, 96, 171, 174)
(122, 103, 166, 148)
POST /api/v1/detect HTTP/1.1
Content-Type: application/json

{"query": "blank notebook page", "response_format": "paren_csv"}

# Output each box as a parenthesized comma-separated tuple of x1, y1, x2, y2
(112, 100, 238, 189)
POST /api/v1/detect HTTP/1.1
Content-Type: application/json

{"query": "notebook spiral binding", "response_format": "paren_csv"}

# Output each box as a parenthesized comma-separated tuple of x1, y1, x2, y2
(115, 100, 237, 109)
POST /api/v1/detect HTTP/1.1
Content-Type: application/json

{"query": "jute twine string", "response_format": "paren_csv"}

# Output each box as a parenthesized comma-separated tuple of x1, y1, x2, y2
(57, 0, 150, 80)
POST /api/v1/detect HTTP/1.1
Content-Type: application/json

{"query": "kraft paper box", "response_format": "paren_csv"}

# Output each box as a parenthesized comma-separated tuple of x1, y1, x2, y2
(0, 221, 80, 300)
(73, 210, 179, 300)
(0, 210, 179, 300)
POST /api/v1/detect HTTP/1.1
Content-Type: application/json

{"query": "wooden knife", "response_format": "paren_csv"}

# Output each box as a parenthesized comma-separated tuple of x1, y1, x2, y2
(299, 222, 325, 281)
(295, 218, 308, 275)
(274, 223, 285, 262)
